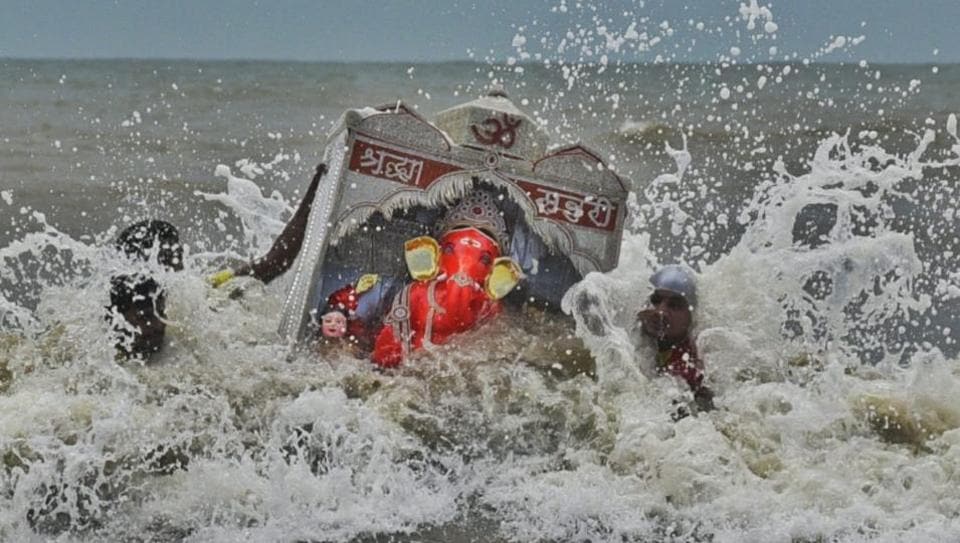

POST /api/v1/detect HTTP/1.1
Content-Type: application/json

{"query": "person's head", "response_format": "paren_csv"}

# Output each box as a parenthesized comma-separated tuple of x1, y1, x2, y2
(107, 274, 167, 359)
(640, 265, 697, 346)
(115, 220, 183, 271)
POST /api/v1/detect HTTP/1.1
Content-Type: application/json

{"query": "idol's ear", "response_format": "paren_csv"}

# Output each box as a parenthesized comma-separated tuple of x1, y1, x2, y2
(485, 257, 523, 300)
(404, 236, 440, 281)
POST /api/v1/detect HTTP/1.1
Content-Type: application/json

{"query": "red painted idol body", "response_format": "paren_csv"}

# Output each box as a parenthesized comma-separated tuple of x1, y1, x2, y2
(372, 226, 505, 367)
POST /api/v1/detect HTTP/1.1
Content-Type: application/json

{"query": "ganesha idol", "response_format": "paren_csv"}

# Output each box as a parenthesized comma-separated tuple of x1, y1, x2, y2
(319, 191, 521, 367)
(275, 90, 630, 367)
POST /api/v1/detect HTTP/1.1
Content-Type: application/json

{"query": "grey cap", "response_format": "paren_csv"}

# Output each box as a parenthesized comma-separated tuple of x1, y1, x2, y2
(650, 265, 697, 307)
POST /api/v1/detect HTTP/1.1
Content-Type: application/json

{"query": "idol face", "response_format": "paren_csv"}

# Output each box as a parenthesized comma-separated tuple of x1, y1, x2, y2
(437, 227, 501, 282)
(320, 311, 348, 338)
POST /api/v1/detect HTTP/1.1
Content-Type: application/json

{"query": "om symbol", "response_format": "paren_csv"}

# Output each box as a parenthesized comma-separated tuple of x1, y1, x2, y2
(470, 113, 522, 149)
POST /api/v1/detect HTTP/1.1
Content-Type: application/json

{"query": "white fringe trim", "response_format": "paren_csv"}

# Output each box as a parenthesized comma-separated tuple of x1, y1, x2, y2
(329, 171, 574, 256)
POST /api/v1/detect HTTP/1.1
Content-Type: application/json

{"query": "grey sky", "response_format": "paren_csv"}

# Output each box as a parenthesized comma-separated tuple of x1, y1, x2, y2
(1, 0, 956, 63)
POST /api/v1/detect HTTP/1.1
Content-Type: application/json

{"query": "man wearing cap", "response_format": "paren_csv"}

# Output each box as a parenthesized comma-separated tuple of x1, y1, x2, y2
(636, 265, 715, 412)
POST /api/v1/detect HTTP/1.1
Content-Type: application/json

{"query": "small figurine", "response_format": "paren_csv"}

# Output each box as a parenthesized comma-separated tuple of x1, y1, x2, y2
(318, 273, 380, 344)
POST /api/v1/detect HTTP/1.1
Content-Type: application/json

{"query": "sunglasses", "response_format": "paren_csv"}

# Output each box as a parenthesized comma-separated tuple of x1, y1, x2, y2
(649, 292, 688, 310)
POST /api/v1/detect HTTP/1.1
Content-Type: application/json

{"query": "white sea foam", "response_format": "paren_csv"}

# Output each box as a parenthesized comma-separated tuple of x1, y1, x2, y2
(1, 120, 958, 540)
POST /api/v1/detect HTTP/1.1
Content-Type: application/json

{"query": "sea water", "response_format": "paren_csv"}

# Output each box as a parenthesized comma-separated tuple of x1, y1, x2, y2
(2, 15, 960, 543)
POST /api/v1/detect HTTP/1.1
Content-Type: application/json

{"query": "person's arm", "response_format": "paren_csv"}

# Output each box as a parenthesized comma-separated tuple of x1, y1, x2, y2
(234, 163, 327, 284)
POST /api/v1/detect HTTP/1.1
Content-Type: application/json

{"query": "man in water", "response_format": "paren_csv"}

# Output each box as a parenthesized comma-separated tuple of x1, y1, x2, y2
(107, 219, 183, 360)
(108, 170, 320, 359)
(636, 264, 715, 413)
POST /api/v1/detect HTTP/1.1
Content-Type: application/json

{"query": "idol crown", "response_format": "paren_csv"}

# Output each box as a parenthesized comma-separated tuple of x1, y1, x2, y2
(437, 190, 509, 249)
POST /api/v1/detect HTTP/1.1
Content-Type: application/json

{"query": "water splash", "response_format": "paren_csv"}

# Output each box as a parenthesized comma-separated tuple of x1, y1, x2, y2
(2, 8, 960, 539)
